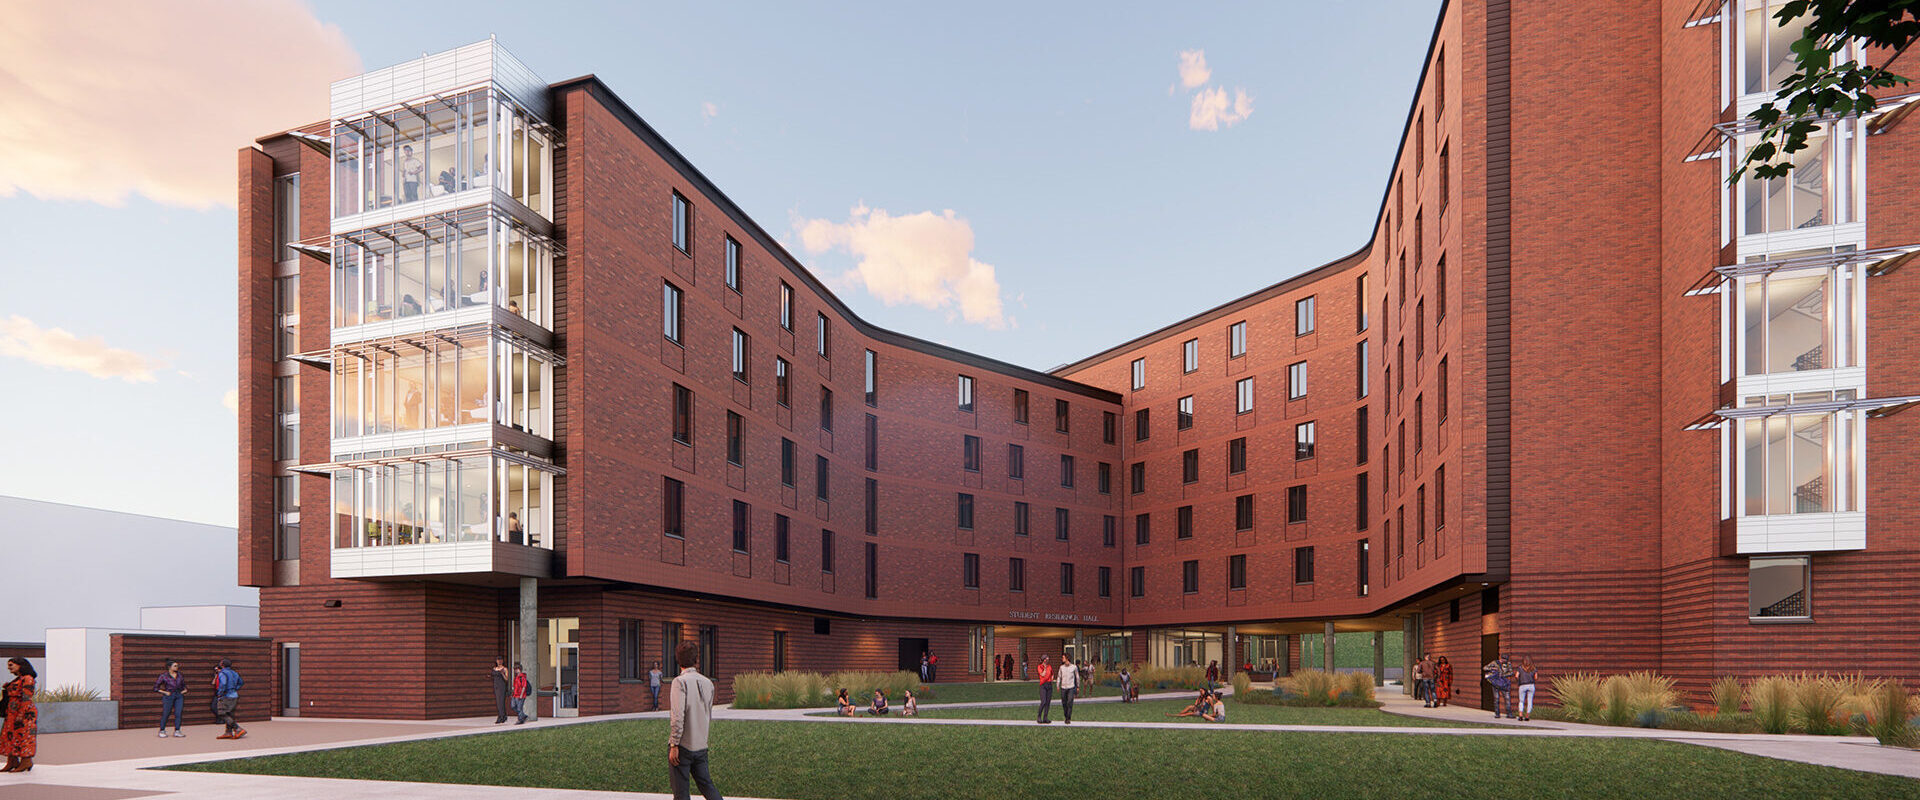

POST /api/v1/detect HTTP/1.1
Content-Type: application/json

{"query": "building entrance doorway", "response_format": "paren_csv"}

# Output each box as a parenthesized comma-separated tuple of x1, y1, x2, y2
(557, 641, 579, 716)
(1480, 633, 1500, 711)
(507, 616, 581, 718)
(281, 644, 300, 716)
(898, 638, 929, 674)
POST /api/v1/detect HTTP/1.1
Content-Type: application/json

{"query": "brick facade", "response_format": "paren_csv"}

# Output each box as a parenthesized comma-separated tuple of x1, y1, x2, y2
(110, 634, 275, 730)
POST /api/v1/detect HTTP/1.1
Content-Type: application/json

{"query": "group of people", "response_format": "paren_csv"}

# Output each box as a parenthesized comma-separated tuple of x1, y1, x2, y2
(916, 650, 940, 683)
(836, 688, 918, 717)
(141, 657, 250, 742)
(1167, 688, 1229, 722)
(488, 658, 536, 724)
(993, 653, 1027, 681)
(1031, 653, 1084, 724)
(1482, 654, 1538, 720)
(1410, 655, 1455, 707)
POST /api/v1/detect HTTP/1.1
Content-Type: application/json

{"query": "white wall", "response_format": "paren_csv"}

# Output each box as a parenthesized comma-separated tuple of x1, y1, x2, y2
(140, 606, 260, 637)
(45, 627, 179, 695)
(0, 496, 257, 643)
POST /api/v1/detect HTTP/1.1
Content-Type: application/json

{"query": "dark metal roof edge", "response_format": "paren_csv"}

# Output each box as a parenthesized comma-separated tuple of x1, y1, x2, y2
(547, 75, 1122, 405)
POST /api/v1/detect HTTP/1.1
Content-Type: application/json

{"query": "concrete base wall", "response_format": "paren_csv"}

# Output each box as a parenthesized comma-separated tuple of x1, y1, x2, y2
(38, 701, 119, 733)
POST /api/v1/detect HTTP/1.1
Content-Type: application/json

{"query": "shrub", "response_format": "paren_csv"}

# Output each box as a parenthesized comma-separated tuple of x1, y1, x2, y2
(1868, 680, 1917, 748)
(731, 670, 919, 709)
(1749, 675, 1794, 734)
(1710, 676, 1743, 715)
(1657, 710, 1762, 734)
(1131, 664, 1208, 692)
(1792, 673, 1849, 736)
(1602, 676, 1635, 727)
(1240, 688, 1381, 708)
(1230, 671, 1252, 697)
(1288, 670, 1337, 704)
(1552, 672, 1605, 722)
(1621, 671, 1677, 717)
(33, 684, 102, 703)
(1340, 671, 1376, 702)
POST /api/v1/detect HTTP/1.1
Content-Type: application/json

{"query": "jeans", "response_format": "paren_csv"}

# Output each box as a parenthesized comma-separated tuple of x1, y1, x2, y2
(160, 694, 185, 730)
(1037, 683, 1054, 721)
(1518, 684, 1536, 715)
(1492, 686, 1512, 716)
(650, 684, 661, 709)
(1061, 686, 1076, 722)
(669, 746, 722, 800)
(1420, 679, 1435, 702)
(1120, 679, 1131, 702)
(511, 696, 527, 722)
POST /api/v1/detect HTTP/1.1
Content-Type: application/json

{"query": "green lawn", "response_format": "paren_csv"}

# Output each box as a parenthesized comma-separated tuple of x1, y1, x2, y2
(914, 680, 1117, 704)
(904, 697, 1476, 727)
(171, 718, 1920, 799)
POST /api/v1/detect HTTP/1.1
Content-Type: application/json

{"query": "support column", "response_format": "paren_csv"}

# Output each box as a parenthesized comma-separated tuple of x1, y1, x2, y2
(1224, 626, 1237, 678)
(519, 577, 538, 721)
(1074, 629, 1085, 666)
(1323, 621, 1336, 673)
(1372, 631, 1385, 687)
(984, 627, 995, 682)
(1403, 615, 1420, 696)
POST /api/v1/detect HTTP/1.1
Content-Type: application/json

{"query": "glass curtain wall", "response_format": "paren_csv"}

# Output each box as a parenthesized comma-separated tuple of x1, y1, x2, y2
(331, 455, 555, 547)
(1737, 122, 1858, 236)
(1737, 267, 1858, 376)
(1739, 392, 1860, 516)
(1741, 0, 1815, 96)
(332, 212, 552, 329)
(332, 87, 551, 220)
(332, 334, 552, 440)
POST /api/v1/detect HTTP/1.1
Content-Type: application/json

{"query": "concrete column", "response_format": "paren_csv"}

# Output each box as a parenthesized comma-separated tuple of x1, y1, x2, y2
(1224, 626, 1237, 678)
(1323, 622, 1336, 673)
(1074, 629, 1085, 666)
(983, 627, 995, 682)
(519, 577, 538, 721)
(1402, 615, 1419, 696)
(1372, 631, 1385, 687)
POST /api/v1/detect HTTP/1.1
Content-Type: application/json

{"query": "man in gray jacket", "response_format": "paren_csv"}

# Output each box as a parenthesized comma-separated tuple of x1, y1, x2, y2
(667, 640, 722, 800)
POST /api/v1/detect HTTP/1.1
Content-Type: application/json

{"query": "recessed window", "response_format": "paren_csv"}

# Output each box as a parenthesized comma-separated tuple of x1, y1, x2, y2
(776, 515, 791, 563)
(662, 281, 684, 343)
(732, 328, 750, 383)
(663, 477, 685, 537)
(1008, 444, 1025, 479)
(1414, 396, 1423, 452)
(864, 350, 877, 406)
(1235, 494, 1254, 531)
(1055, 507, 1070, 541)
(1015, 501, 1030, 536)
(1060, 562, 1075, 595)
(963, 553, 980, 589)
(1236, 377, 1254, 414)
(1099, 566, 1112, 597)
(672, 384, 694, 444)
(1229, 554, 1247, 590)
(1289, 361, 1308, 399)
(671, 192, 692, 254)
(963, 435, 981, 472)
(821, 529, 835, 573)
(1357, 406, 1370, 464)
(1357, 539, 1369, 596)
(1178, 505, 1194, 539)
(1102, 515, 1116, 547)
(1356, 341, 1370, 399)
(1356, 275, 1369, 332)
(1228, 437, 1247, 474)
(864, 414, 878, 471)
(1296, 421, 1316, 460)
(820, 387, 834, 432)
(1435, 467, 1446, 529)
(1287, 485, 1307, 523)
(1134, 513, 1150, 545)
(1059, 454, 1075, 488)
(779, 282, 794, 330)
(1182, 560, 1199, 594)
(1438, 358, 1449, 422)
(775, 358, 791, 406)
(1102, 411, 1116, 444)
(1296, 296, 1316, 335)
(1417, 485, 1428, 541)
(1131, 358, 1146, 390)
(781, 438, 795, 486)
(864, 542, 878, 598)
(1130, 566, 1145, 598)
(1750, 556, 1811, 619)
(1130, 462, 1146, 495)
(1013, 389, 1029, 424)
(1183, 338, 1199, 373)
(1294, 546, 1315, 584)
(1135, 408, 1150, 441)
(816, 313, 830, 357)
(732, 500, 751, 553)
(1229, 321, 1247, 358)
(1009, 557, 1025, 592)
(865, 478, 878, 535)
(957, 493, 974, 529)
(957, 375, 975, 413)
(1178, 396, 1193, 430)
(726, 411, 743, 465)
(1055, 400, 1070, 433)
(1356, 473, 1370, 531)
(1182, 449, 1199, 484)
(1098, 462, 1112, 494)
(724, 236, 742, 292)
(815, 455, 829, 501)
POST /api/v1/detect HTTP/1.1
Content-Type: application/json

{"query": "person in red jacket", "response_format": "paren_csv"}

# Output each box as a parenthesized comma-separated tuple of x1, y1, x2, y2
(510, 663, 532, 724)
(1034, 655, 1056, 724)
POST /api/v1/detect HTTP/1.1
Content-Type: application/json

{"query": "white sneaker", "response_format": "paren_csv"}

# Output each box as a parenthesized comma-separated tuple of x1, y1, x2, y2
(158, 731, 168, 738)
(174, 731, 186, 737)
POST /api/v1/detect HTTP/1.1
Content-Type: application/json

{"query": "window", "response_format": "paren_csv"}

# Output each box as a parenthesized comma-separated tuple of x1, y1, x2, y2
(1008, 444, 1025, 479)
(273, 275, 298, 359)
(963, 435, 981, 472)
(671, 192, 691, 253)
(726, 411, 743, 465)
(773, 630, 788, 673)
(864, 350, 877, 406)
(1182, 560, 1199, 594)
(1751, 556, 1811, 618)
(776, 515, 791, 562)
(1435, 467, 1446, 529)
(963, 553, 980, 589)
(274, 376, 299, 461)
(1229, 321, 1247, 358)
(1357, 540, 1370, 596)
(1013, 389, 1029, 424)
(661, 622, 683, 676)
(1059, 454, 1075, 487)
(780, 439, 796, 486)
(1131, 358, 1146, 390)
(1357, 406, 1370, 463)
(1439, 143, 1450, 213)
(1178, 504, 1194, 539)
(1102, 515, 1116, 547)
(1416, 110, 1425, 173)
(864, 542, 878, 599)
(662, 282, 683, 343)
(1015, 501, 1030, 536)
(672, 384, 694, 444)
(1294, 546, 1315, 583)
(1235, 495, 1253, 530)
(1009, 557, 1025, 592)
(957, 493, 974, 529)
(698, 626, 717, 678)
(1178, 396, 1194, 430)
(1438, 358, 1449, 421)
(619, 619, 643, 681)
(1356, 341, 1370, 399)
(1099, 566, 1112, 597)
(273, 173, 300, 262)
(1229, 554, 1247, 590)
(1098, 462, 1112, 494)
(1228, 437, 1247, 474)
(816, 313, 830, 356)
(1287, 485, 1307, 523)
(1414, 396, 1424, 452)
(1289, 361, 1308, 399)
(1055, 400, 1070, 433)
(1182, 448, 1199, 484)
(1417, 485, 1427, 541)
(1296, 296, 1316, 335)
(1183, 338, 1199, 372)
(1130, 566, 1145, 598)
(724, 236, 742, 292)
(1130, 462, 1145, 494)
(663, 477, 685, 537)
(1135, 408, 1150, 441)
(1739, 403, 1858, 516)
(1236, 377, 1254, 414)
(865, 479, 878, 535)
(821, 529, 835, 572)
(1416, 302, 1425, 359)
(732, 500, 751, 552)
(1742, 4, 1815, 94)
(1102, 411, 1117, 444)
(775, 358, 790, 406)
(815, 455, 829, 501)
(1436, 257, 1448, 322)
(779, 282, 794, 330)
(732, 329, 750, 382)
(820, 387, 834, 431)
(1134, 513, 1151, 545)
(957, 375, 975, 413)
(1356, 473, 1370, 530)
(864, 414, 878, 470)
(1435, 49, 1445, 112)
(1398, 422, 1407, 475)
(1356, 275, 1369, 332)
(1055, 507, 1070, 541)
(273, 475, 299, 560)
(1296, 421, 1317, 460)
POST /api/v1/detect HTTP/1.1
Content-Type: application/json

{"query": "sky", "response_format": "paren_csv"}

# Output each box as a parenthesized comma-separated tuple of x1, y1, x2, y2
(0, 0, 1441, 527)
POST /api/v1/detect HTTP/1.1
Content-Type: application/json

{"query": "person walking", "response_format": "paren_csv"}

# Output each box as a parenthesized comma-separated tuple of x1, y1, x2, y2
(1412, 656, 1429, 706)
(1, 658, 36, 772)
(1206, 660, 1220, 687)
(927, 650, 938, 683)
(213, 658, 246, 740)
(919, 653, 930, 682)
(649, 662, 665, 711)
(511, 662, 532, 724)
(1515, 658, 1538, 721)
(666, 640, 722, 800)
(490, 657, 512, 724)
(1483, 654, 1515, 719)
(153, 659, 188, 737)
(1034, 655, 1055, 724)
(1118, 666, 1133, 703)
(1435, 656, 1454, 707)
(1057, 653, 1079, 725)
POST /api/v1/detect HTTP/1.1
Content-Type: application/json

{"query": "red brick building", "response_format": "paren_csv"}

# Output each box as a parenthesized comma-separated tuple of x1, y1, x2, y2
(240, 4, 1920, 719)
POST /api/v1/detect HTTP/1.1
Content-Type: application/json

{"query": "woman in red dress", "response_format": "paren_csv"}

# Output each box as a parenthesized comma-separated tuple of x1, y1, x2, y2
(2, 657, 36, 772)
(1435, 656, 1454, 707)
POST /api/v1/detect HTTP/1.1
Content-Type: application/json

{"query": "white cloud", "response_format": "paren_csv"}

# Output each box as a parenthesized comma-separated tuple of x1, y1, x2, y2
(0, 0, 360, 209)
(794, 205, 1008, 329)
(1189, 86, 1254, 131)
(1177, 50, 1212, 89)
(223, 389, 240, 414)
(0, 315, 168, 382)
(701, 101, 720, 123)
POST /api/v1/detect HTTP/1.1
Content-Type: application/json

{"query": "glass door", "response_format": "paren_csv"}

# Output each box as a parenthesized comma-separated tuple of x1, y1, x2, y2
(556, 642, 579, 717)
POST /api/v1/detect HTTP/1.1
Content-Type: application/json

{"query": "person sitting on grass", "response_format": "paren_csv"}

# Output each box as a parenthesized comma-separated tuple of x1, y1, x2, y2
(1202, 693, 1228, 723)
(1169, 690, 1214, 718)
(868, 690, 890, 716)
(901, 689, 918, 717)
(836, 689, 856, 716)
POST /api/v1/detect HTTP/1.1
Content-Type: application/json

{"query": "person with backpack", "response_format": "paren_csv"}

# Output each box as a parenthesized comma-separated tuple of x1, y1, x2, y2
(511, 662, 532, 724)
(1482, 654, 1515, 719)
(213, 658, 246, 740)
